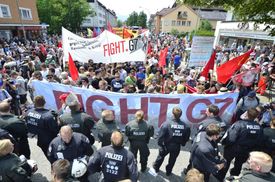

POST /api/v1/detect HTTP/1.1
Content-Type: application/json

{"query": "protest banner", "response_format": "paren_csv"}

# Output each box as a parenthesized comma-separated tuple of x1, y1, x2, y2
(189, 36, 215, 67)
(33, 81, 238, 129)
(62, 27, 148, 64)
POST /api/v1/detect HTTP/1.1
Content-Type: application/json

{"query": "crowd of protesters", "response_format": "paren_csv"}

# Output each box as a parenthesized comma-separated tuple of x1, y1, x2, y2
(0, 31, 274, 182)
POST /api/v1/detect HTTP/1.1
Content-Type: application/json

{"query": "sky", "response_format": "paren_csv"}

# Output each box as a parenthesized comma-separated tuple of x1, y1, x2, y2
(99, 0, 176, 21)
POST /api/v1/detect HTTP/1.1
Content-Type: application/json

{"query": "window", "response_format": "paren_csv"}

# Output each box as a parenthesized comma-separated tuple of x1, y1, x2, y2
(187, 21, 191, 26)
(0, 4, 11, 18)
(182, 21, 186, 26)
(164, 21, 169, 26)
(177, 21, 181, 26)
(20, 8, 32, 20)
(171, 20, 176, 26)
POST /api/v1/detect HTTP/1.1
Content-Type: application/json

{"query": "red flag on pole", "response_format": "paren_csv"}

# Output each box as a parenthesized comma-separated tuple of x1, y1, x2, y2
(107, 22, 115, 33)
(123, 28, 132, 39)
(200, 50, 216, 79)
(232, 67, 260, 86)
(147, 41, 152, 54)
(217, 49, 253, 84)
(158, 47, 168, 68)
(68, 52, 79, 81)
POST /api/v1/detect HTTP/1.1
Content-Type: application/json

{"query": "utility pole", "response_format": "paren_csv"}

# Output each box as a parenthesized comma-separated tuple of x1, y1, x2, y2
(15, 0, 26, 40)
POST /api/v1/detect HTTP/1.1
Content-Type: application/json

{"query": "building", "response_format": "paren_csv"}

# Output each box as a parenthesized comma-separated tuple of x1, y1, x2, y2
(214, 21, 275, 47)
(151, 3, 227, 34)
(0, 0, 45, 40)
(82, 0, 117, 29)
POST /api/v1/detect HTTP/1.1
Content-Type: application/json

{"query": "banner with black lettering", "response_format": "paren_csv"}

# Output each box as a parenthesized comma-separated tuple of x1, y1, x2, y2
(33, 81, 238, 129)
(62, 27, 148, 64)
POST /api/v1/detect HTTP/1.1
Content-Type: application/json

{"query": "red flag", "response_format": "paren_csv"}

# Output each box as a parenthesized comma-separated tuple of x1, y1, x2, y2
(200, 50, 216, 79)
(107, 22, 115, 33)
(217, 49, 253, 84)
(147, 42, 152, 54)
(232, 67, 260, 86)
(185, 84, 197, 93)
(68, 52, 79, 81)
(158, 47, 168, 68)
(93, 27, 97, 37)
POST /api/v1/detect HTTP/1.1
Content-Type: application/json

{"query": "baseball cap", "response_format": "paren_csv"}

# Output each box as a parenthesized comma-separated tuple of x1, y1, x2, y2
(247, 91, 256, 97)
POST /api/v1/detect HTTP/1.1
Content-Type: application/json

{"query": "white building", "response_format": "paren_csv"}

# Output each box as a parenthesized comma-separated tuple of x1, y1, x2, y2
(82, 0, 117, 28)
(214, 21, 275, 47)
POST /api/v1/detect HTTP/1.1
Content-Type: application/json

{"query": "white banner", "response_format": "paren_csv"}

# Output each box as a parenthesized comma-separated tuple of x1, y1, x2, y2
(189, 36, 215, 67)
(33, 81, 238, 129)
(62, 27, 148, 64)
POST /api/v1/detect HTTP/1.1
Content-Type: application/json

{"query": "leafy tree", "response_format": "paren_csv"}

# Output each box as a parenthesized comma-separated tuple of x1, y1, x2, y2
(37, 0, 93, 34)
(199, 20, 212, 31)
(117, 20, 123, 27)
(137, 11, 147, 28)
(126, 11, 139, 26)
(177, 0, 275, 35)
(170, 28, 179, 36)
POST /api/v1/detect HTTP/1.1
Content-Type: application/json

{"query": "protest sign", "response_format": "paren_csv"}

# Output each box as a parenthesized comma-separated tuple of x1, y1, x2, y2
(33, 81, 238, 129)
(189, 36, 215, 67)
(62, 27, 148, 64)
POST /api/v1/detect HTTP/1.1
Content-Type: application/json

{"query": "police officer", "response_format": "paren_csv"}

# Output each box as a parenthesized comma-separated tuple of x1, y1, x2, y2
(47, 125, 93, 164)
(0, 101, 31, 159)
(191, 124, 226, 182)
(0, 139, 32, 182)
(152, 106, 190, 176)
(88, 131, 138, 182)
(218, 108, 263, 180)
(125, 110, 154, 172)
(198, 104, 227, 134)
(25, 95, 59, 156)
(96, 110, 119, 147)
(59, 93, 95, 144)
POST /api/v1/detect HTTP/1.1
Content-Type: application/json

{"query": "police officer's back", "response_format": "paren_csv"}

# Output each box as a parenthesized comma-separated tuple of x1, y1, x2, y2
(125, 110, 154, 172)
(263, 118, 275, 172)
(0, 101, 30, 159)
(88, 131, 138, 182)
(47, 125, 93, 164)
(152, 107, 190, 176)
(219, 108, 264, 180)
(96, 110, 119, 147)
(25, 95, 59, 156)
(59, 94, 95, 144)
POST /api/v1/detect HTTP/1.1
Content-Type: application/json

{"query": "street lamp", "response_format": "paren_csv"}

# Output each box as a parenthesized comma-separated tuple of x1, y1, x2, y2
(15, 0, 26, 40)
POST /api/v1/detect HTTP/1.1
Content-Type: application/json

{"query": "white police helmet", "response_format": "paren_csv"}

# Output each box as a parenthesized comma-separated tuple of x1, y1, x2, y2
(71, 157, 88, 178)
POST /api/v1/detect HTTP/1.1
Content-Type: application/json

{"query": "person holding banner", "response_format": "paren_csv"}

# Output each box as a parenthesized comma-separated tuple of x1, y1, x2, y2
(151, 107, 190, 176)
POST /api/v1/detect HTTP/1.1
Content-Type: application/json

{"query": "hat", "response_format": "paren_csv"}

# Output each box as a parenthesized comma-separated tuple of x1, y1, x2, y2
(59, 94, 68, 102)
(263, 62, 269, 66)
(219, 87, 228, 92)
(71, 157, 88, 178)
(247, 91, 256, 97)
(177, 85, 185, 91)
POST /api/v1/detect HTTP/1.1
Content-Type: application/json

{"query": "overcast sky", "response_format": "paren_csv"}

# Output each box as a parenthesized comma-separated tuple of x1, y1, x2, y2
(99, 0, 175, 21)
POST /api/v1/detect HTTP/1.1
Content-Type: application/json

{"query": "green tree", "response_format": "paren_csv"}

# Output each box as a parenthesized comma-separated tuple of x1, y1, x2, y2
(126, 11, 139, 26)
(170, 28, 179, 36)
(37, 0, 93, 34)
(137, 11, 147, 28)
(199, 20, 212, 31)
(177, 0, 275, 35)
(117, 20, 123, 27)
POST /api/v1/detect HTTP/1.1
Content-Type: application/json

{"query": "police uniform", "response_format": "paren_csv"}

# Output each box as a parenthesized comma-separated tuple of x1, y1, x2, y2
(96, 119, 119, 147)
(153, 118, 190, 175)
(125, 119, 154, 171)
(60, 111, 95, 144)
(191, 131, 225, 182)
(0, 114, 31, 159)
(25, 108, 59, 156)
(0, 153, 32, 182)
(219, 119, 263, 180)
(198, 116, 227, 134)
(47, 132, 93, 164)
(88, 145, 138, 182)
(263, 127, 275, 172)
(234, 168, 275, 182)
